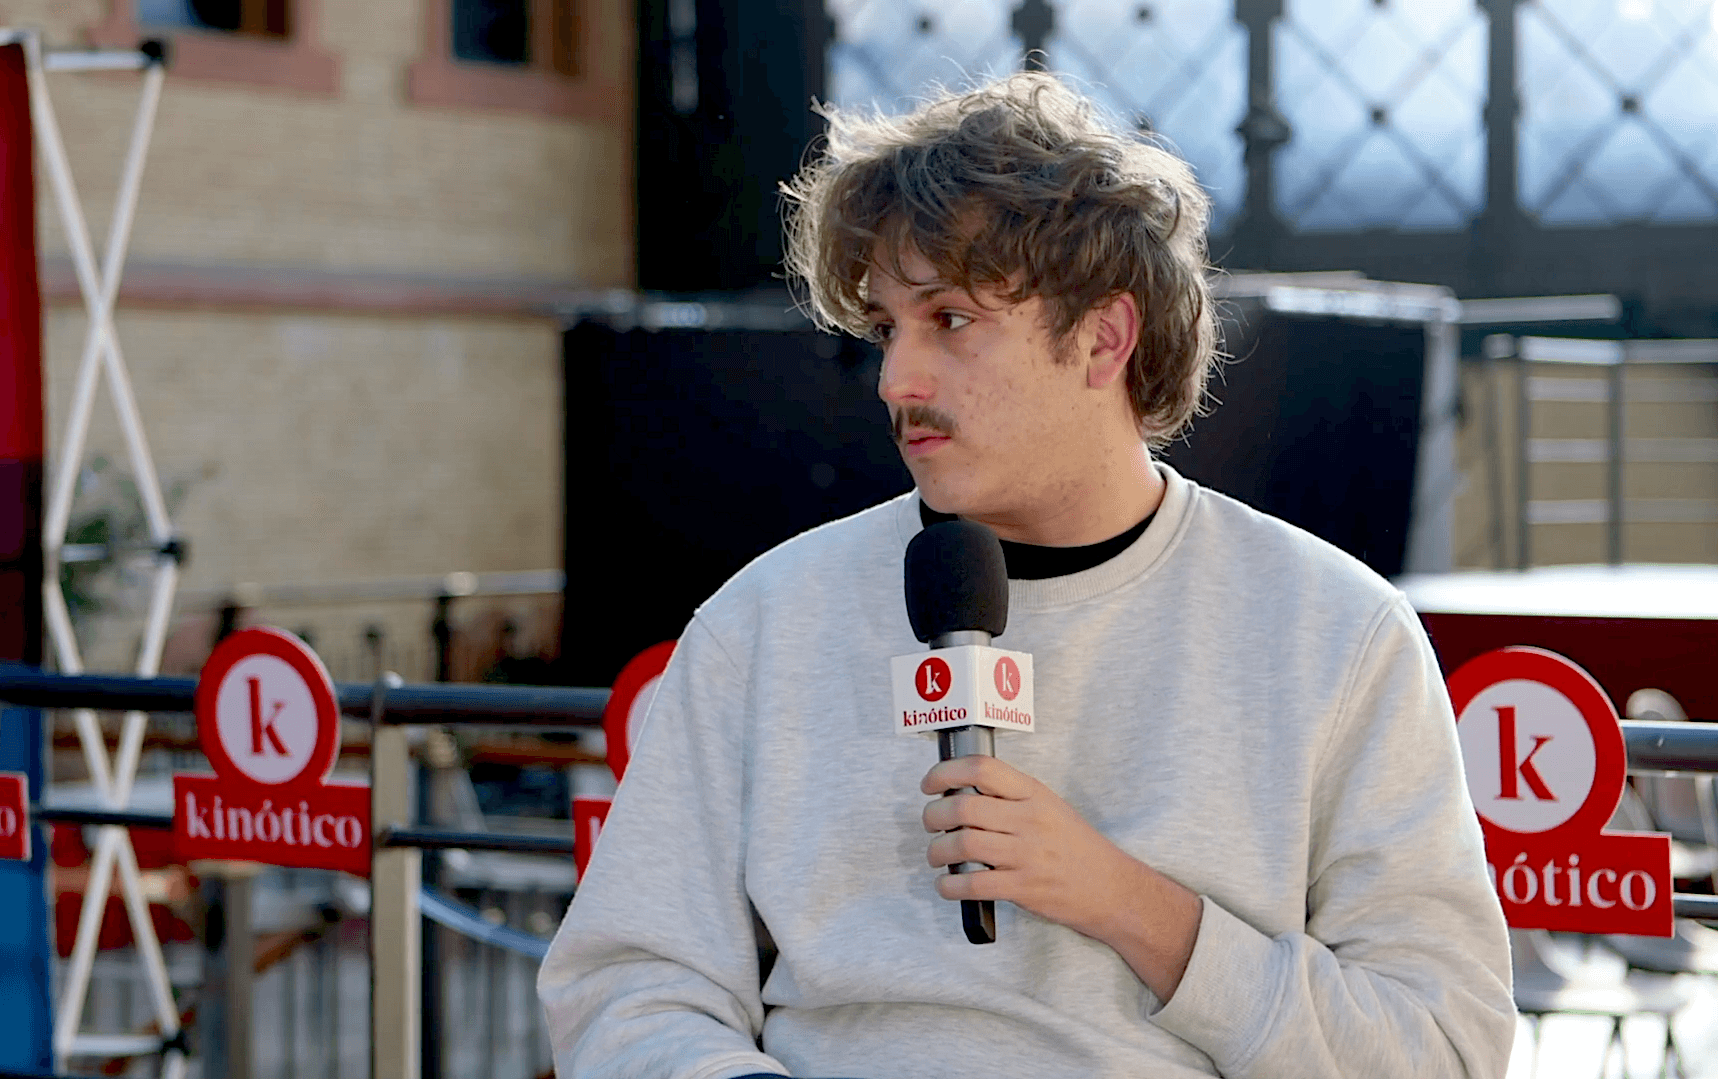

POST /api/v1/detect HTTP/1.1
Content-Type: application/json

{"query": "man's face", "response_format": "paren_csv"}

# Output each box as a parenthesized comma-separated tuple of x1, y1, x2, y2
(867, 246, 1102, 532)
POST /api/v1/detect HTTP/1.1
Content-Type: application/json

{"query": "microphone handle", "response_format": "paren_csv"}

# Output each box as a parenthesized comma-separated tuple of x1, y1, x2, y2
(938, 724, 997, 945)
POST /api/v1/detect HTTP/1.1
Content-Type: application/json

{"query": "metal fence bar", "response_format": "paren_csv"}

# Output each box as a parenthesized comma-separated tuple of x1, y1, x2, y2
(175, 568, 564, 609)
(37, 808, 579, 861)
(378, 826, 575, 856)
(1676, 894, 1718, 921)
(0, 663, 607, 725)
(418, 890, 550, 962)
(14, 683, 1718, 791)
(1622, 721, 1718, 773)
(33, 805, 177, 829)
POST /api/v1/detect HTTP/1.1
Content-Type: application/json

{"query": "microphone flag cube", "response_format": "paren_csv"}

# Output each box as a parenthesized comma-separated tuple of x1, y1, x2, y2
(891, 645, 1035, 737)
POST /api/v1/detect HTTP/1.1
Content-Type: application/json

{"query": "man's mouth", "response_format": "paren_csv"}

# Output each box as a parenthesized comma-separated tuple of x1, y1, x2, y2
(892, 407, 957, 452)
(903, 432, 950, 456)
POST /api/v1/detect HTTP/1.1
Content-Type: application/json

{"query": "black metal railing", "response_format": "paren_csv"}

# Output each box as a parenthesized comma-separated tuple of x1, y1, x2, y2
(0, 664, 606, 727)
(10, 663, 1718, 918)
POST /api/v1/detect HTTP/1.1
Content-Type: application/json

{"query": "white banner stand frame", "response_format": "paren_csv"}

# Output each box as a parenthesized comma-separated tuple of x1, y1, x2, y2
(0, 28, 186, 1077)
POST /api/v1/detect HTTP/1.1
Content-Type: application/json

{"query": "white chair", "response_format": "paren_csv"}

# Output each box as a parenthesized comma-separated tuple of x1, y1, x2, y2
(1512, 927, 1694, 1078)
(1607, 689, 1718, 978)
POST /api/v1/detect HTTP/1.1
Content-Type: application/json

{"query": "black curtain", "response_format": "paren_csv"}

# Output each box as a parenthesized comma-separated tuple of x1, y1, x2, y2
(1162, 310, 1426, 578)
(561, 321, 910, 685)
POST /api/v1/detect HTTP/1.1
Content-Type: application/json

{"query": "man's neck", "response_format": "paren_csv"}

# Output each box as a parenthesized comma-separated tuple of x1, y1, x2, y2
(950, 444, 1164, 547)
(918, 498, 1156, 580)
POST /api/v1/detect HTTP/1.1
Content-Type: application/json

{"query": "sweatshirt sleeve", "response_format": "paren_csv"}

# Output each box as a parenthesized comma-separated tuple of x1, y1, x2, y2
(536, 616, 790, 1079)
(1149, 596, 1516, 1078)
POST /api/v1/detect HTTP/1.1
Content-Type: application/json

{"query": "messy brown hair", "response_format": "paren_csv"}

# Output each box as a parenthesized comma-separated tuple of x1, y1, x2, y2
(781, 72, 1219, 446)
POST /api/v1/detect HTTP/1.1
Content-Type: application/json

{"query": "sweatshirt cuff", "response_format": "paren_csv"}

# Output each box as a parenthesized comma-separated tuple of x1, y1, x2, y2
(1148, 894, 1283, 1073)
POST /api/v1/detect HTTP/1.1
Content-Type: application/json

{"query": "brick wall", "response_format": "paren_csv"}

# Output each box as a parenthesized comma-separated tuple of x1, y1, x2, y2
(8, 0, 628, 672)
(18, 0, 632, 279)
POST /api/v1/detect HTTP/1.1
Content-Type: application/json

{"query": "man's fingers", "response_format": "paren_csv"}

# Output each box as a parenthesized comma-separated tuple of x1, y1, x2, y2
(920, 754, 1034, 798)
(934, 866, 1014, 902)
(926, 827, 1014, 870)
(922, 790, 1025, 835)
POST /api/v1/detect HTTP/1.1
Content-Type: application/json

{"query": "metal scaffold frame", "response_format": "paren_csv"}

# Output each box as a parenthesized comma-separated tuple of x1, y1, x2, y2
(0, 28, 184, 1076)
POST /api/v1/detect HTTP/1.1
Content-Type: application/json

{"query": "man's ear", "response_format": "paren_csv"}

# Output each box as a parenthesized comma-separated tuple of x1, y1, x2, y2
(1084, 292, 1140, 391)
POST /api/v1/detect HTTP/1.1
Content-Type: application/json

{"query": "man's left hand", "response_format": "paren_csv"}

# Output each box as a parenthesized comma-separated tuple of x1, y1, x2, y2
(921, 755, 1202, 1002)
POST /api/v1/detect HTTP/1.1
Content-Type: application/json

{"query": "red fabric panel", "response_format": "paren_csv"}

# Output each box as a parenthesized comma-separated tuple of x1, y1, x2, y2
(0, 44, 44, 668)
(0, 43, 43, 464)
(1420, 612, 1718, 724)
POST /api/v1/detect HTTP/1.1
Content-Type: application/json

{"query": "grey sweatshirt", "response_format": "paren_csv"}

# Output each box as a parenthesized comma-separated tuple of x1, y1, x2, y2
(538, 465, 1515, 1078)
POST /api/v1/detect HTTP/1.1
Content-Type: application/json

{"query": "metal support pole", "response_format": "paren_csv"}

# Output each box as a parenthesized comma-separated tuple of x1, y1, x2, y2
(198, 863, 258, 1079)
(1231, 0, 1291, 266)
(1009, 0, 1054, 67)
(432, 594, 453, 684)
(423, 578, 454, 1077)
(1473, 0, 1525, 294)
(1404, 313, 1461, 573)
(370, 672, 419, 1079)
(418, 755, 442, 1079)
(1607, 359, 1625, 565)
(1514, 353, 1532, 569)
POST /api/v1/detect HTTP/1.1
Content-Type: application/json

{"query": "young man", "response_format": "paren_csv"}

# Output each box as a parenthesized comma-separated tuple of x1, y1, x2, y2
(538, 73, 1514, 1078)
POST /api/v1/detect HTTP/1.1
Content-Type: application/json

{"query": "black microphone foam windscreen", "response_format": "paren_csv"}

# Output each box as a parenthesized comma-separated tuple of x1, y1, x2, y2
(904, 520, 1009, 643)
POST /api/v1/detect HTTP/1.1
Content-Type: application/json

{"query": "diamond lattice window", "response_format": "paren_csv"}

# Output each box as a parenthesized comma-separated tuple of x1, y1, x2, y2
(1044, 0, 1246, 234)
(1273, 0, 1487, 232)
(1520, 0, 1718, 225)
(826, 0, 1026, 114)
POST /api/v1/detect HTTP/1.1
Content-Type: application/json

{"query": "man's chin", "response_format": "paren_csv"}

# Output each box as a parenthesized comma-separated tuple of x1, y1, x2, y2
(909, 472, 977, 519)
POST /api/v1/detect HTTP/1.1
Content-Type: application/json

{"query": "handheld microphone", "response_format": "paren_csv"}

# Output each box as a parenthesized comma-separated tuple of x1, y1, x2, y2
(897, 519, 1034, 945)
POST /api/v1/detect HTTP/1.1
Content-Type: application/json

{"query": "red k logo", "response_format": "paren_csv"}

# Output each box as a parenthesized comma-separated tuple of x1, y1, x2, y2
(210, 641, 325, 785)
(993, 656, 1021, 701)
(1457, 671, 1595, 834)
(1495, 705, 1555, 801)
(249, 677, 290, 756)
(916, 657, 951, 702)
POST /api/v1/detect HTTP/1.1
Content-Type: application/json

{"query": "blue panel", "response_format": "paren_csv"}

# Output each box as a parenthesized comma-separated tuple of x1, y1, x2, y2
(0, 705, 52, 1074)
(134, 0, 196, 27)
(1519, 0, 1718, 225)
(1274, 0, 1486, 233)
(1046, 0, 1247, 233)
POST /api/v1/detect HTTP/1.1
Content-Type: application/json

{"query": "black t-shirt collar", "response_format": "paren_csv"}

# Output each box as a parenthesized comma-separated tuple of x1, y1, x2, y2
(917, 499, 1155, 581)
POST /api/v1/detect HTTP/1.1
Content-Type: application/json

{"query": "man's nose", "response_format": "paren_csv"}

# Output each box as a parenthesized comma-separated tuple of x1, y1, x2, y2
(877, 334, 935, 405)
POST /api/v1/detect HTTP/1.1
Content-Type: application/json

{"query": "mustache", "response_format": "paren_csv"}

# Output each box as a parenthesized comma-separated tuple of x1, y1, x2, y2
(891, 405, 958, 443)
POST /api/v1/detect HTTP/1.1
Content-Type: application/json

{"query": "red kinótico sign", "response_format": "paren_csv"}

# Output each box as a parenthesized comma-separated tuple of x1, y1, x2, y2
(175, 628, 370, 875)
(0, 771, 29, 861)
(1449, 646, 1672, 936)
(571, 640, 676, 880)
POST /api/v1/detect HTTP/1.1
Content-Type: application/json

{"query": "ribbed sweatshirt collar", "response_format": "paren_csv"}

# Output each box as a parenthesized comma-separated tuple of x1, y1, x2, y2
(894, 461, 1193, 613)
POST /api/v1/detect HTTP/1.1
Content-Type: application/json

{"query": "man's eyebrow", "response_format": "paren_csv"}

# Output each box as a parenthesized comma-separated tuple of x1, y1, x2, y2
(863, 284, 958, 316)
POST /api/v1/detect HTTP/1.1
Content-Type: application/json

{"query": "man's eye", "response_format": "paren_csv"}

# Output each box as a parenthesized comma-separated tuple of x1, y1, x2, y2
(867, 323, 894, 343)
(937, 312, 973, 331)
